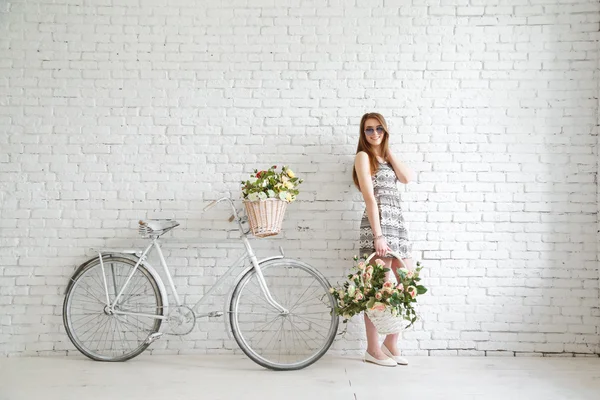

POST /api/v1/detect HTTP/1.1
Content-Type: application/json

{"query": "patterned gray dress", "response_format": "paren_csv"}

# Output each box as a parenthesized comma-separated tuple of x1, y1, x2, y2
(359, 161, 412, 259)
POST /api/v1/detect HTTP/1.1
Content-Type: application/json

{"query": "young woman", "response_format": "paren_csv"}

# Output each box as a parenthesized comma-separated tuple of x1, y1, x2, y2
(352, 112, 415, 367)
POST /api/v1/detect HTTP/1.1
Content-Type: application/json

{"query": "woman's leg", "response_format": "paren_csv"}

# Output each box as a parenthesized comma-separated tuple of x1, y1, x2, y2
(364, 256, 392, 359)
(382, 257, 414, 355)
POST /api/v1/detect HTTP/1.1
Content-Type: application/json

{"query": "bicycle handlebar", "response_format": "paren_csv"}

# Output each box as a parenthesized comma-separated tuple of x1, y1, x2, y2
(203, 197, 241, 222)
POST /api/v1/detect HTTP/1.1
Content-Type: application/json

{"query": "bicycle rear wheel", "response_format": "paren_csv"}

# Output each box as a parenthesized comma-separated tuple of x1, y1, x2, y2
(229, 258, 339, 370)
(63, 256, 164, 361)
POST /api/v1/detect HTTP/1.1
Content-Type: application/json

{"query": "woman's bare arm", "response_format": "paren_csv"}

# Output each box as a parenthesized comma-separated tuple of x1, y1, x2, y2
(355, 151, 383, 237)
(387, 151, 415, 184)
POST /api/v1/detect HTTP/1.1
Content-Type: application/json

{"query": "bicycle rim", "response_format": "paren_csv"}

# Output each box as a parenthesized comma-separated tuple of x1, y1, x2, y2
(229, 259, 339, 370)
(63, 257, 163, 361)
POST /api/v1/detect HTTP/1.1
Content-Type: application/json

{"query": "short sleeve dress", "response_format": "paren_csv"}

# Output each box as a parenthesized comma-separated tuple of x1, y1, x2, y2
(359, 161, 412, 259)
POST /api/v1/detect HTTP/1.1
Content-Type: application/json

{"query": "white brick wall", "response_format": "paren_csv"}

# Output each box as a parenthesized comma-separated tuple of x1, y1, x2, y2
(1, 0, 599, 357)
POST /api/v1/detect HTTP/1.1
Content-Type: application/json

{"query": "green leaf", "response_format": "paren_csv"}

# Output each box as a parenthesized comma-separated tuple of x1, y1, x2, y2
(366, 298, 375, 309)
(416, 285, 427, 295)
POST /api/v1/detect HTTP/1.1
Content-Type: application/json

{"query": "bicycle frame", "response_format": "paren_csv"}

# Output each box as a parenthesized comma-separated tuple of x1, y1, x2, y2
(101, 197, 289, 324)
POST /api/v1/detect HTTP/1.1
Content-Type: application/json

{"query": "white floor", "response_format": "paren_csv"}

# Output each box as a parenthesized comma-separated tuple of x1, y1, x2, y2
(1, 355, 599, 400)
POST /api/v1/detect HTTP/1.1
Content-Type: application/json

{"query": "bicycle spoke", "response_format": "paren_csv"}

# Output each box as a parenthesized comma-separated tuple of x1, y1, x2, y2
(73, 315, 106, 343)
(290, 314, 329, 339)
(246, 313, 283, 343)
(289, 317, 323, 348)
(113, 316, 129, 355)
(70, 311, 104, 326)
(288, 283, 321, 312)
(115, 316, 148, 341)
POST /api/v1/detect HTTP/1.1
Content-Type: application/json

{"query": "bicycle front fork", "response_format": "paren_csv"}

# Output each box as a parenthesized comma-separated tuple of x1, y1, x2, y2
(249, 255, 289, 314)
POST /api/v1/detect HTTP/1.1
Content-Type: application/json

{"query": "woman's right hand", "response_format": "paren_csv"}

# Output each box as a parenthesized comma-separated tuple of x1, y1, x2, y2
(374, 237, 392, 258)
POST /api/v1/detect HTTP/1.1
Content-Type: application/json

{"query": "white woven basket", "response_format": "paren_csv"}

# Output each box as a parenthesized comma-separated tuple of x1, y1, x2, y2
(243, 198, 288, 238)
(364, 251, 410, 335)
(365, 307, 407, 336)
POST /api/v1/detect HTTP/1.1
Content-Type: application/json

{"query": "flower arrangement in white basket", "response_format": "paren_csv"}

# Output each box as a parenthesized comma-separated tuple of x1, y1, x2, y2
(330, 254, 427, 334)
(241, 165, 303, 203)
(240, 165, 303, 237)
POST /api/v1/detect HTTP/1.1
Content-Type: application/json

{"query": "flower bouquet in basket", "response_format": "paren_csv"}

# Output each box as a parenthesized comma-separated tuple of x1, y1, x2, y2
(330, 254, 427, 335)
(240, 165, 303, 238)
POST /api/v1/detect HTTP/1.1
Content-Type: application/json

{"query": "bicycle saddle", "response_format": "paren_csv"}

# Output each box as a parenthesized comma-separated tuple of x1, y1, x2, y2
(138, 220, 180, 237)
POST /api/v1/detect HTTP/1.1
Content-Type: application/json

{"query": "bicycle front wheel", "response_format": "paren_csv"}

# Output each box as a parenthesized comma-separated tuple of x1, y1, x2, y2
(229, 258, 339, 370)
(63, 256, 164, 361)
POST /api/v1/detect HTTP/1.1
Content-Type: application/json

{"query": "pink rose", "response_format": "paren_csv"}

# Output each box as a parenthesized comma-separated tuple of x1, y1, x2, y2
(355, 292, 363, 301)
(358, 262, 365, 270)
(383, 281, 393, 289)
(407, 286, 417, 299)
(407, 270, 414, 279)
(375, 292, 382, 300)
(396, 283, 404, 291)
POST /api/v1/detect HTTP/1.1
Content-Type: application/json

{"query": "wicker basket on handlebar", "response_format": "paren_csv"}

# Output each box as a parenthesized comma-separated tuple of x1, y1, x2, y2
(243, 199, 288, 238)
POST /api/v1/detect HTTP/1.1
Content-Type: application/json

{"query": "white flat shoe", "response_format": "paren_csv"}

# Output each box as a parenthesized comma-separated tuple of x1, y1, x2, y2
(363, 351, 397, 367)
(381, 344, 409, 365)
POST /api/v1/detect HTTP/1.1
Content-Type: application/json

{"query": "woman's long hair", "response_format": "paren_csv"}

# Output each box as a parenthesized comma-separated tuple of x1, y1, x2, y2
(352, 112, 390, 190)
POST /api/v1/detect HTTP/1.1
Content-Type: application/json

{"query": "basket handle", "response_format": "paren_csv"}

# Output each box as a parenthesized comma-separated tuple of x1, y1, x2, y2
(365, 251, 409, 270)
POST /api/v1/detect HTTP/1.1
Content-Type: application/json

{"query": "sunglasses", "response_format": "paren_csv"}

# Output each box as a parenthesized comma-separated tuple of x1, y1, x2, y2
(365, 126, 385, 136)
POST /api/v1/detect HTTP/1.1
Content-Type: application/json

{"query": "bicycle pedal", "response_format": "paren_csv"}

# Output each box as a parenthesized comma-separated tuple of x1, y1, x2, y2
(144, 332, 163, 345)
(207, 311, 223, 318)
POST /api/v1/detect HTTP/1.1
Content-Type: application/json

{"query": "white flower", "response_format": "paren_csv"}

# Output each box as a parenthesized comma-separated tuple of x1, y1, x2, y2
(279, 191, 289, 201)
(284, 181, 294, 189)
(329, 287, 335, 294)
(258, 192, 267, 200)
(248, 192, 260, 201)
(262, 180, 268, 187)
(286, 169, 295, 178)
(249, 177, 257, 184)
(347, 284, 355, 297)
(267, 190, 276, 198)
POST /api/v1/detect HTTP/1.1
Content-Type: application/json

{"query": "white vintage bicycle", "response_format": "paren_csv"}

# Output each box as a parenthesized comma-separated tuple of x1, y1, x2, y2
(62, 197, 339, 370)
